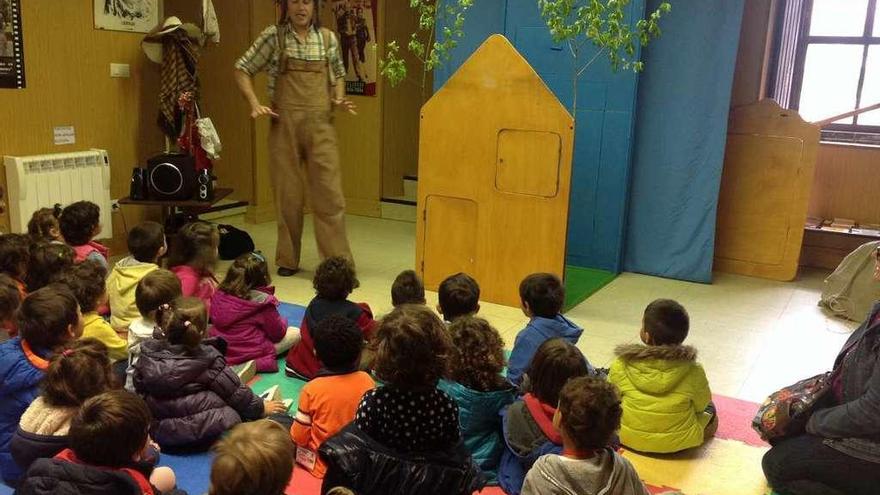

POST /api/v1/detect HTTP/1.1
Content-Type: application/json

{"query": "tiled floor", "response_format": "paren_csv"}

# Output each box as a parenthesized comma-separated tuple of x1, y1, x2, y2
(219, 213, 859, 405)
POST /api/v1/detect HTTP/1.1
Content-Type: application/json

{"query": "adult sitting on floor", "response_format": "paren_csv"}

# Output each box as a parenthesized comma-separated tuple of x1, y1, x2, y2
(763, 245, 880, 495)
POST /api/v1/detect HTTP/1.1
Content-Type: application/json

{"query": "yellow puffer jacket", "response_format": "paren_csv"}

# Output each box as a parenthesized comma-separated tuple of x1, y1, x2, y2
(608, 343, 712, 453)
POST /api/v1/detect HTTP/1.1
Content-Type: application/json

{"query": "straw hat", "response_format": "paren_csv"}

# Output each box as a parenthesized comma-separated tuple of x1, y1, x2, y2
(141, 16, 204, 64)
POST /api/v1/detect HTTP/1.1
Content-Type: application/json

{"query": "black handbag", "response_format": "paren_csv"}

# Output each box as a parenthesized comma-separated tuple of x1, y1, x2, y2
(218, 224, 255, 260)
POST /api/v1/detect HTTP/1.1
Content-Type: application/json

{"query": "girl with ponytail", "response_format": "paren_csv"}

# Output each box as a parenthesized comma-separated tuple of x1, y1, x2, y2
(133, 297, 287, 451)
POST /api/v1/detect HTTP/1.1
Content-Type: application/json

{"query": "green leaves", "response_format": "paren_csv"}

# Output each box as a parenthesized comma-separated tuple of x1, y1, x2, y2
(379, 0, 670, 92)
(379, 0, 474, 89)
(538, 0, 671, 73)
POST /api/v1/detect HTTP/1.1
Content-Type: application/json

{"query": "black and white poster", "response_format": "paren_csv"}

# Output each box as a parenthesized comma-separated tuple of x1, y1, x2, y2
(95, 0, 162, 34)
(0, 0, 24, 89)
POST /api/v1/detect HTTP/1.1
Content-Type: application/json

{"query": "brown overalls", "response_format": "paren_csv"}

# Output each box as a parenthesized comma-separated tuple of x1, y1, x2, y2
(269, 27, 353, 270)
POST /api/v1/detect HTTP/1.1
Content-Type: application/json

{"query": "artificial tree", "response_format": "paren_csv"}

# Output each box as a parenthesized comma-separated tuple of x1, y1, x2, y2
(381, 0, 671, 114)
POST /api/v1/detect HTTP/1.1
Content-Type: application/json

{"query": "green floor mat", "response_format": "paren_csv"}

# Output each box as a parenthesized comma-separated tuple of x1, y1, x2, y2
(249, 358, 307, 405)
(564, 265, 617, 311)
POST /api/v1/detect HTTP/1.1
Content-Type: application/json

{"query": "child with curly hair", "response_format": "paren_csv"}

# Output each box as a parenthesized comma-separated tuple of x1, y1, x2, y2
(319, 305, 483, 495)
(285, 256, 375, 380)
(291, 315, 374, 478)
(439, 316, 515, 484)
(522, 377, 649, 495)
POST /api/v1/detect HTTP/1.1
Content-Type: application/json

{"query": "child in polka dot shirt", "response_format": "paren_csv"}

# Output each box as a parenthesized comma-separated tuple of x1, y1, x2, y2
(355, 305, 460, 453)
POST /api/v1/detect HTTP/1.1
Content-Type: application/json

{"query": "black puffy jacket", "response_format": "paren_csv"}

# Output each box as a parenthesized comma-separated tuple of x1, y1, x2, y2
(16, 448, 187, 495)
(133, 338, 263, 450)
(319, 423, 485, 495)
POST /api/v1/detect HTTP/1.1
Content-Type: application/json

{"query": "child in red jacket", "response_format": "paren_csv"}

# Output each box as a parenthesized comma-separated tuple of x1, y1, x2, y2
(285, 257, 375, 380)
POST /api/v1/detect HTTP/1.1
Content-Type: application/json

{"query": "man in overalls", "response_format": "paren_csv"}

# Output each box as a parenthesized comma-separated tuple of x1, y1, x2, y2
(234, 0, 356, 277)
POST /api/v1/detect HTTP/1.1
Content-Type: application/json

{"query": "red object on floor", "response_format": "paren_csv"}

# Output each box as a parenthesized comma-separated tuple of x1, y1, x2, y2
(712, 393, 766, 447)
(647, 483, 681, 494)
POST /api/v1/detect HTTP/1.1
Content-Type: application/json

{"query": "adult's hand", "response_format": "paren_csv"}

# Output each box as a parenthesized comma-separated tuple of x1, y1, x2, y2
(333, 97, 358, 115)
(251, 104, 279, 119)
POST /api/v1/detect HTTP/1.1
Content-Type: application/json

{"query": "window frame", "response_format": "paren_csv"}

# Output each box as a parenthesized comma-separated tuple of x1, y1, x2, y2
(788, 0, 880, 132)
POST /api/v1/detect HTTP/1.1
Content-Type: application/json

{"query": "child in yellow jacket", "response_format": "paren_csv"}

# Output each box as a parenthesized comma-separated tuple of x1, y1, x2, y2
(107, 222, 166, 330)
(608, 299, 717, 453)
(59, 261, 127, 363)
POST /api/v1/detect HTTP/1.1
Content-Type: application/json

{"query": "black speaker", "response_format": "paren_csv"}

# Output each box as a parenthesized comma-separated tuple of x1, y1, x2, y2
(197, 169, 214, 201)
(147, 154, 197, 201)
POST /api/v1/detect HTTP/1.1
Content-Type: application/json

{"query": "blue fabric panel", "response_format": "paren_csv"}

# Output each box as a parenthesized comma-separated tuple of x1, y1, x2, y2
(433, 0, 507, 90)
(435, 1, 643, 273)
(623, 0, 745, 283)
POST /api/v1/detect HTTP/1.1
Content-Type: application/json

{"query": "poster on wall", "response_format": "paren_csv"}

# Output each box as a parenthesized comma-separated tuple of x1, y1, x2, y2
(94, 0, 162, 34)
(0, 0, 25, 89)
(326, 0, 378, 96)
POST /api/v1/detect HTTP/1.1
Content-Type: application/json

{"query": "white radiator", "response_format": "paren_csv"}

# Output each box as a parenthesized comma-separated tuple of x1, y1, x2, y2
(3, 150, 113, 237)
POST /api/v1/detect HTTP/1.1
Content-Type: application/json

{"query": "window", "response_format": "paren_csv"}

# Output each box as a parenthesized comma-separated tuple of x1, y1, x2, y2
(769, 0, 880, 142)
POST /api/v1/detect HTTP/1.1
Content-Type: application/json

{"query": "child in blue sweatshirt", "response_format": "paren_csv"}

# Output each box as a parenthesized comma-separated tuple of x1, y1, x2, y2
(507, 273, 589, 388)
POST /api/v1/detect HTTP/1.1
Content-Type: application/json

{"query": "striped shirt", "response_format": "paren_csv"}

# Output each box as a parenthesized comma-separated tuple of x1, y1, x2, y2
(234, 23, 346, 102)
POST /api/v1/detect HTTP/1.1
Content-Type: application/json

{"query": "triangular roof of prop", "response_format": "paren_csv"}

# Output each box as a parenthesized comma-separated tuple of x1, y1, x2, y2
(423, 34, 572, 122)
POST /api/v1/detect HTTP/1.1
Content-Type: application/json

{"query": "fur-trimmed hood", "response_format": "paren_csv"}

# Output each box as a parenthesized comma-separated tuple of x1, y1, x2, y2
(613, 343, 699, 395)
(614, 343, 697, 362)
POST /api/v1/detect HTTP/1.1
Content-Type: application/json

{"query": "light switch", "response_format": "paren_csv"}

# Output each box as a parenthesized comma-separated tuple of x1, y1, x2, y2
(110, 63, 131, 78)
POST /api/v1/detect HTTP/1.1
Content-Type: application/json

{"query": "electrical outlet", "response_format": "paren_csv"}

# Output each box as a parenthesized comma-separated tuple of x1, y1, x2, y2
(111, 199, 120, 211)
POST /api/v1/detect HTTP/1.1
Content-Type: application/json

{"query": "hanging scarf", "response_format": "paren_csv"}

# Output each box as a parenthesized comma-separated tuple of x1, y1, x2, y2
(158, 30, 200, 139)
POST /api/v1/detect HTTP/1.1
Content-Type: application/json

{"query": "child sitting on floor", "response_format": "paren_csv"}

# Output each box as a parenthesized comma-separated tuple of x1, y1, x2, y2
(26, 243, 74, 292)
(133, 297, 287, 451)
(522, 377, 649, 495)
(285, 256, 375, 380)
(168, 222, 219, 313)
(59, 201, 109, 269)
(108, 221, 166, 331)
(437, 272, 480, 322)
(0, 233, 31, 299)
(27, 206, 63, 244)
(209, 420, 294, 495)
(0, 274, 22, 341)
(0, 286, 82, 485)
(608, 299, 716, 454)
(125, 269, 182, 391)
(507, 273, 587, 388)
(439, 316, 516, 485)
(10, 338, 115, 476)
(210, 252, 299, 373)
(16, 390, 184, 495)
(499, 338, 593, 495)
(319, 305, 483, 495)
(59, 261, 127, 363)
(292, 315, 375, 478)
(391, 269, 426, 307)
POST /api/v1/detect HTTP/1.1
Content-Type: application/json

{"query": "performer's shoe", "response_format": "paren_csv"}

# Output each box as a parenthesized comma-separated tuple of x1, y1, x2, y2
(277, 267, 299, 277)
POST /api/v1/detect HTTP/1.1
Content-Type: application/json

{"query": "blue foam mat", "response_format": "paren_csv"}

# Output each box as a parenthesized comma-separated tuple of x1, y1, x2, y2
(0, 302, 308, 495)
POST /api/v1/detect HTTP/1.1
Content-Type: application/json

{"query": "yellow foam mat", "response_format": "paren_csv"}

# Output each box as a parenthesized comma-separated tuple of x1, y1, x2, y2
(622, 438, 771, 495)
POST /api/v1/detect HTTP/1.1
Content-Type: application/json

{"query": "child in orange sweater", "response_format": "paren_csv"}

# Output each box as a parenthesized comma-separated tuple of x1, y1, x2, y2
(291, 315, 375, 478)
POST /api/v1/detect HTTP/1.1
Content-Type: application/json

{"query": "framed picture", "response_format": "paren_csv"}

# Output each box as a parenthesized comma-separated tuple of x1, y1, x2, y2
(0, 0, 25, 89)
(94, 0, 162, 34)
(325, 0, 378, 96)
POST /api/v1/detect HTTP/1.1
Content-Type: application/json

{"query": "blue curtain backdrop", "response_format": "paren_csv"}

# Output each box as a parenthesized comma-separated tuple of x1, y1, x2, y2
(433, 1, 644, 273)
(623, 0, 745, 283)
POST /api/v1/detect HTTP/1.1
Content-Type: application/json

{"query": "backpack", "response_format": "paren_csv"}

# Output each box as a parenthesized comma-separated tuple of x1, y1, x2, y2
(820, 240, 880, 321)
